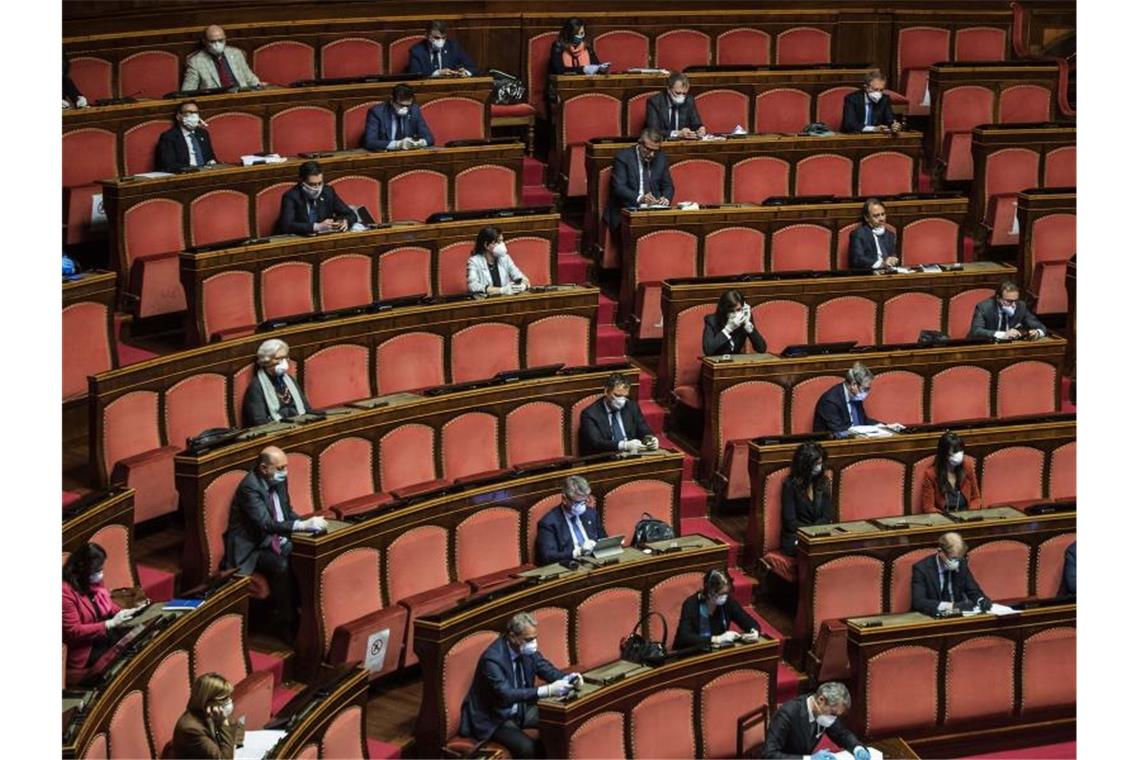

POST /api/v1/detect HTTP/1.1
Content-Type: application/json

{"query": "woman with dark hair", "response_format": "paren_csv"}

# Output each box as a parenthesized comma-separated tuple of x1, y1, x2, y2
(674, 568, 761, 649)
(62, 543, 138, 674)
(546, 18, 606, 109)
(918, 431, 981, 513)
(780, 442, 833, 555)
(467, 225, 530, 295)
(702, 289, 767, 356)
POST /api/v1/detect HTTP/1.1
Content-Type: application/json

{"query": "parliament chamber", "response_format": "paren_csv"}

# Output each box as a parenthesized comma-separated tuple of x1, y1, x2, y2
(59, 1, 1078, 758)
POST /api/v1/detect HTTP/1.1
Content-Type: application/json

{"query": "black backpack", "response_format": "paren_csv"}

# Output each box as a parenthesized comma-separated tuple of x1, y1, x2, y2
(632, 511, 675, 546)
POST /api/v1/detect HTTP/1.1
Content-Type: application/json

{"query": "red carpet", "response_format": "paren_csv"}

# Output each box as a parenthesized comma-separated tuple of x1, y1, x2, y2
(957, 741, 1076, 759)
(367, 737, 404, 759)
(270, 683, 302, 715)
(136, 564, 175, 602)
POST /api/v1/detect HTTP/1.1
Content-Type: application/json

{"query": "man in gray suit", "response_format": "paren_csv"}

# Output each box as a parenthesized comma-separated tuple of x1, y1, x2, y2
(182, 25, 261, 91)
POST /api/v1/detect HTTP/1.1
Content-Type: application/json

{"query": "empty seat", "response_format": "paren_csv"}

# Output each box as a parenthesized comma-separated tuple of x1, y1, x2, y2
(286, 451, 316, 518)
(561, 94, 622, 197)
(1043, 146, 1076, 187)
(671, 304, 718, 408)
(838, 458, 905, 521)
(955, 27, 1007, 61)
(575, 587, 641, 671)
(62, 302, 114, 401)
(189, 190, 250, 247)
(455, 164, 517, 211)
(164, 373, 229, 448)
(716, 381, 785, 500)
(602, 478, 673, 537)
(260, 261, 314, 321)
(377, 245, 432, 299)
(998, 84, 1052, 124)
(795, 154, 852, 197)
(791, 375, 842, 434)
(378, 424, 439, 493)
(888, 548, 932, 613)
(526, 314, 590, 368)
(321, 37, 383, 79)
(939, 86, 995, 181)
(1021, 627, 1076, 711)
(968, 539, 1031, 599)
(809, 556, 883, 644)
(68, 56, 113, 102)
(329, 175, 382, 226)
(834, 222, 861, 271)
(703, 226, 764, 277)
(123, 119, 169, 176)
(317, 437, 377, 515)
(947, 288, 994, 339)
(693, 89, 749, 134)
(269, 106, 336, 156)
(319, 254, 373, 311)
(633, 230, 698, 340)
(387, 525, 470, 666)
(717, 28, 771, 65)
(451, 322, 520, 382)
(530, 606, 571, 670)
(815, 296, 876, 346)
(1034, 532, 1076, 597)
(626, 92, 653, 136)
(320, 705, 366, 759)
(754, 88, 811, 133)
(436, 241, 471, 297)
(731, 156, 790, 203)
(983, 147, 1038, 246)
(593, 30, 650, 72)
(1048, 441, 1076, 500)
(981, 446, 1044, 505)
(201, 271, 256, 341)
(901, 218, 959, 266)
(420, 96, 486, 145)
(815, 86, 857, 132)
(193, 614, 273, 729)
(62, 128, 117, 244)
(863, 646, 939, 735)
(145, 650, 191, 757)
(118, 50, 179, 99)
(102, 391, 178, 523)
(108, 690, 152, 759)
(388, 34, 421, 75)
(1027, 213, 1076, 315)
(527, 32, 559, 119)
(858, 152, 914, 196)
(388, 170, 447, 222)
(506, 402, 565, 466)
(376, 332, 444, 394)
(304, 344, 371, 408)
(996, 361, 1056, 417)
(770, 224, 831, 271)
(441, 412, 501, 481)
(882, 292, 943, 344)
(897, 27, 951, 115)
(630, 688, 696, 759)
(862, 370, 924, 426)
(123, 197, 187, 318)
(321, 548, 406, 677)
(342, 101, 380, 149)
(929, 365, 991, 423)
(775, 27, 831, 64)
(655, 29, 711, 71)
(671, 159, 726, 206)
(206, 112, 264, 164)
(455, 507, 523, 588)
(700, 670, 770, 757)
(570, 712, 627, 759)
(255, 182, 294, 238)
(505, 236, 553, 287)
(253, 40, 316, 84)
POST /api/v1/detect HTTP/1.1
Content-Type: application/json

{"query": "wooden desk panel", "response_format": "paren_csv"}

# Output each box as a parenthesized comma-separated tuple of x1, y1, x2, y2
(264, 668, 370, 759)
(1015, 188, 1075, 313)
(63, 270, 118, 422)
(62, 489, 136, 564)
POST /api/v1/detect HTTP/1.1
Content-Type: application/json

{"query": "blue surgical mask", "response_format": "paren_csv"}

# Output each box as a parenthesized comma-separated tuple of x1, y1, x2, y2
(570, 501, 587, 517)
(273, 470, 287, 483)
(852, 389, 869, 402)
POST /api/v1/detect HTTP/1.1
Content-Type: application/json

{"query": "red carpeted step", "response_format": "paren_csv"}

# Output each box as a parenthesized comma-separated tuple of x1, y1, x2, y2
(680, 481, 710, 519)
(657, 434, 696, 479)
(640, 398, 667, 436)
(1061, 376, 1075, 413)
(249, 650, 287, 692)
(775, 661, 802, 703)
(681, 516, 741, 567)
(598, 293, 617, 326)
(114, 314, 159, 366)
(557, 252, 589, 284)
(957, 741, 1076, 759)
(963, 235, 976, 263)
(596, 324, 627, 360)
(741, 602, 785, 643)
(917, 169, 934, 193)
(637, 369, 657, 398)
(367, 737, 405, 759)
(558, 221, 582, 254)
(522, 185, 555, 207)
(136, 563, 176, 602)
(271, 683, 302, 715)
(522, 156, 546, 186)
(729, 568, 758, 606)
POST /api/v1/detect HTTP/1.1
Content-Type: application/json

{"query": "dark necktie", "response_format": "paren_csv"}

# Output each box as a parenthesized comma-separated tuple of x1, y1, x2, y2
(513, 657, 526, 716)
(849, 400, 862, 427)
(213, 54, 237, 89)
(609, 409, 623, 444)
(434, 51, 442, 71)
(865, 99, 873, 127)
(671, 104, 679, 131)
(306, 199, 318, 224)
(941, 570, 954, 602)
(395, 115, 406, 141)
(188, 133, 203, 165)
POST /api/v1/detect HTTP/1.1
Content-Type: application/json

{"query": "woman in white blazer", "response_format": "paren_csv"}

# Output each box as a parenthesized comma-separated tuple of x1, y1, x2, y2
(466, 226, 531, 295)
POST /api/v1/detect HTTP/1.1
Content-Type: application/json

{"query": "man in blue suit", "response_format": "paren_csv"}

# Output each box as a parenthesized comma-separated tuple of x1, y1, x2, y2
(459, 612, 579, 758)
(362, 83, 435, 151)
(603, 128, 674, 229)
(406, 20, 479, 77)
(812, 363, 904, 434)
(848, 198, 899, 270)
(536, 476, 607, 565)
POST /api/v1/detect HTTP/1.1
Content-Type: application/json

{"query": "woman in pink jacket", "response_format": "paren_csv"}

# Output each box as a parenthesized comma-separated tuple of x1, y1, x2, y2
(62, 543, 135, 674)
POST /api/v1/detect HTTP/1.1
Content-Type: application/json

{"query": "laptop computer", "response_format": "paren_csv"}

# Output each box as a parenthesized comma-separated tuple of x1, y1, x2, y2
(585, 534, 625, 560)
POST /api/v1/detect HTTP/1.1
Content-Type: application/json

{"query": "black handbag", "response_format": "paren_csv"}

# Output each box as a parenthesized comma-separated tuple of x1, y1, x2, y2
(185, 427, 241, 455)
(619, 611, 669, 665)
(632, 512, 675, 546)
(489, 69, 526, 105)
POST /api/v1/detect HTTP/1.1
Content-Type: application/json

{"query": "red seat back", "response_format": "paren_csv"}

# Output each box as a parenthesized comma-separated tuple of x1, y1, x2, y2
(980, 446, 1044, 504)
(164, 373, 229, 447)
(575, 587, 641, 671)
(647, 573, 705, 636)
(192, 613, 249, 683)
(329, 175, 382, 226)
(526, 314, 590, 368)
(863, 646, 939, 735)
(255, 182, 293, 238)
(810, 555, 883, 643)
(269, 106, 336, 156)
(982, 148, 1038, 242)
(888, 548, 931, 613)
(88, 524, 135, 591)
(376, 332, 444, 394)
(442, 631, 499, 738)
(505, 402, 565, 466)
(527, 32, 559, 118)
(882, 292, 942, 344)
(319, 548, 383, 653)
(670, 159, 725, 205)
(716, 28, 771, 66)
(700, 670, 770, 757)
(108, 689, 152, 759)
(570, 712, 627, 759)
(206, 112, 264, 164)
(770, 224, 831, 272)
(377, 245, 432, 299)
(202, 471, 244, 573)
(795, 153, 852, 196)
(1021, 627, 1076, 711)
(287, 451, 315, 517)
(815, 295, 876, 345)
(754, 299, 809, 356)
(941, 85, 995, 134)
(450, 322, 519, 383)
(968, 539, 1031, 598)
(955, 27, 1007, 61)
(858, 151, 913, 196)
(998, 84, 1052, 123)
(731, 156, 790, 203)
(602, 478, 673, 537)
(1049, 441, 1075, 500)
(996, 360, 1056, 418)
(321, 37, 382, 79)
(837, 458, 905, 520)
(673, 304, 718, 393)
(388, 170, 447, 222)
(421, 97, 486, 145)
(754, 88, 810, 133)
(101, 390, 161, 477)
(862, 369, 925, 426)
(626, 92, 653, 136)
(119, 50, 179, 99)
(304, 344, 371, 408)
(378, 424, 437, 493)
(253, 40, 316, 84)
(703, 226, 764, 277)
(526, 495, 561, 564)
(815, 86, 857, 132)
(190, 189, 250, 247)
(318, 437, 375, 509)
(1028, 213, 1076, 314)
(947, 288, 994, 339)
(1043, 146, 1076, 187)
(123, 119, 170, 176)
(505, 236, 552, 286)
(630, 688, 696, 759)
(901, 217, 959, 266)
(1035, 532, 1076, 598)
(570, 394, 602, 457)
(593, 30, 650, 72)
(63, 128, 117, 188)
(835, 222, 860, 271)
(319, 254, 373, 311)
(201, 271, 255, 341)
(562, 94, 621, 197)
(454, 164, 517, 211)
(320, 705, 365, 760)
(62, 302, 114, 401)
(759, 468, 790, 554)
(775, 27, 831, 64)
(441, 412, 500, 481)
(898, 26, 952, 73)
(693, 89, 749, 134)
(145, 649, 191, 755)
(455, 507, 521, 581)
(260, 261, 314, 321)
(718, 381, 785, 451)
(436, 241, 470, 297)
(342, 101, 380, 150)
(388, 35, 421, 75)
(386, 525, 451, 601)
(929, 365, 991, 423)
(69, 56, 113, 101)
(654, 29, 711, 71)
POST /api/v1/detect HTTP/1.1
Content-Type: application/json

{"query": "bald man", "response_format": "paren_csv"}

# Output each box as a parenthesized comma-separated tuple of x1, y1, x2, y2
(182, 25, 261, 91)
(223, 446, 326, 636)
(910, 532, 988, 616)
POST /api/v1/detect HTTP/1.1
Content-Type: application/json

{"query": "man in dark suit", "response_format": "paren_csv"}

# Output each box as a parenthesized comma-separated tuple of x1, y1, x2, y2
(362, 83, 435, 151)
(841, 68, 901, 134)
(968, 280, 1047, 341)
(277, 160, 358, 236)
(848, 198, 899, 270)
(1059, 541, 1076, 596)
(603, 128, 674, 229)
(813, 363, 905, 434)
(645, 72, 706, 139)
(760, 682, 870, 759)
(579, 373, 659, 455)
(535, 475, 607, 564)
(459, 612, 578, 758)
(407, 20, 479, 77)
(911, 532, 988, 616)
(155, 101, 217, 172)
(223, 447, 327, 635)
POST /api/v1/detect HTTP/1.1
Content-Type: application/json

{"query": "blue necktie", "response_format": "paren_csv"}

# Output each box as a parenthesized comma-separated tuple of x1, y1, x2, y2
(306, 200, 317, 224)
(864, 99, 872, 127)
(609, 410, 623, 444)
(513, 657, 526, 716)
(850, 400, 862, 426)
(188, 133, 203, 165)
(569, 515, 587, 545)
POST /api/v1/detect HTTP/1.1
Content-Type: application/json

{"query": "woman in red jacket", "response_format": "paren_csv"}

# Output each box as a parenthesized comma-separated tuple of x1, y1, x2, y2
(62, 543, 135, 673)
(918, 431, 982, 513)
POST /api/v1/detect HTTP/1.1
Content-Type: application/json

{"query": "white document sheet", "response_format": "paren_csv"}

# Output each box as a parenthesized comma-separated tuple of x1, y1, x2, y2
(234, 730, 287, 759)
(835, 748, 884, 760)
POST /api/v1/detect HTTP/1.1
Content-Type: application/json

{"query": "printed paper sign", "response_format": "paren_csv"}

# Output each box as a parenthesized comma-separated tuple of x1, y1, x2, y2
(90, 193, 107, 230)
(364, 629, 391, 672)
(1009, 201, 1020, 236)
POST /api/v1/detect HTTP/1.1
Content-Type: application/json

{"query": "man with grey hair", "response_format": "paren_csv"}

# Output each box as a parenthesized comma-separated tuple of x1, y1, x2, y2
(459, 611, 580, 758)
(812, 363, 904, 434)
(761, 681, 871, 759)
(242, 338, 310, 427)
(535, 475, 608, 564)
(911, 531, 988, 616)
(182, 25, 261, 91)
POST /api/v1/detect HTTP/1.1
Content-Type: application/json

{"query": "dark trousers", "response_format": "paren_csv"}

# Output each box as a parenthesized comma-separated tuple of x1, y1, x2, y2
(491, 704, 542, 759)
(253, 549, 299, 639)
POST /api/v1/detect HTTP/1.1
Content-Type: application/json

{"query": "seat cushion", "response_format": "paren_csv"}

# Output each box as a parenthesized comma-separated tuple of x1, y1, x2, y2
(233, 669, 274, 730)
(762, 551, 798, 582)
(327, 606, 408, 678)
(672, 385, 703, 410)
(491, 103, 537, 118)
(328, 492, 396, 519)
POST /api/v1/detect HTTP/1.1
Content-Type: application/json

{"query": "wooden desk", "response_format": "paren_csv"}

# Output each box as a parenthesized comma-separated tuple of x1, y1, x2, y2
(584, 132, 923, 256)
(1015, 187, 1075, 317)
(62, 577, 252, 758)
(846, 602, 1076, 756)
(660, 260, 1013, 404)
(178, 212, 562, 344)
(412, 534, 734, 755)
(264, 668, 370, 759)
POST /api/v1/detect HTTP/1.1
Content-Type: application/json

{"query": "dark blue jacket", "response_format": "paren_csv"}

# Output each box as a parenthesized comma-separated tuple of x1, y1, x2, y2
(841, 90, 897, 133)
(459, 636, 566, 742)
(406, 39, 479, 76)
(848, 224, 898, 270)
(1060, 542, 1076, 596)
(535, 505, 606, 565)
(362, 101, 435, 151)
(603, 145, 674, 229)
(812, 382, 880, 433)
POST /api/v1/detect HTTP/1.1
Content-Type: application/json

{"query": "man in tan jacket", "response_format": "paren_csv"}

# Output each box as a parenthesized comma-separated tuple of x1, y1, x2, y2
(182, 25, 261, 91)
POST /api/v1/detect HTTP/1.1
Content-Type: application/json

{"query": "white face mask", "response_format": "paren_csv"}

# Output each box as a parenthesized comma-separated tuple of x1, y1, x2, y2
(521, 639, 538, 655)
(569, 501, 587, 517)
(713, 593, 729, 607)
(949, 451, 965, 466)
(867, 90, 883, 103)
(670, 93, 686, 105)
(272, 469, 288, 483)
(302, 184, 322, 200)
(431, 38, 446, 50)
(851, 388, 869, 402)
(89, 571, 105, 585)
(609, 395, 627, 410)
(181, 113, 201, 130)
(871, 225, 886, 236)
(491, 242, 508, 258)
(395, 106, 410, 117)
(220, 700, 234, 719)
(944, 557, 961, 572)
(811, 463, 823, 476)
(816, 713, 838, 728)
(208, 41, 226, 56)
(274, 358, 289, 376)
(1000, 303, 1016, 316)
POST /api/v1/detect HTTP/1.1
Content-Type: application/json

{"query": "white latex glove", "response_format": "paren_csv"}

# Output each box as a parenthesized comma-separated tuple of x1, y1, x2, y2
(993, 331, 1008, 340)
(741, 629, 761, 643)
(514, 280, 529, 292)
(414, 138, 428, 148)
(645, 435, 659, 451)
(583, 64, 602, 75)
(76, 96, 88, 108)
(540, 679, 573, 697)
(582, 538, 597, 553)
(299, 516, 328, 533)
(572, 545, 583, 559)
(399, 137, 416, 150)
(458, 68, 472, 77)
(1031, 329, 1046, 339)
(711, 631, 739, 645)
(430, 69, 444, 77)
(62, 99, 71, 109)
(619, 439, 645, 453)
(105, 608, 137, 630)
(937, 601, 953, 613)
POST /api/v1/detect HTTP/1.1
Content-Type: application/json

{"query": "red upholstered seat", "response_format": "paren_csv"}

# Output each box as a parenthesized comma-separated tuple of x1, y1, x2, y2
(304, 344, 371, 408)
(837, 458, 905, 521)
(342, 101, 380, 150)
(108, 690, 152, 759)
(671, 159, 726, 206)
(527, 32, 559, 119)
(123, 197, 187, 318)
(88, 524, 135, 591)
(190, 190, 250, 247)
(201, 271, 255, 341)
(980, 446, 1044, 505)
(526, 315, 589, 369)
(602, 478, 673, 537)
(294, 744, 319, 760)
(286, 451, 317, 518)
(260, 261, 314, 321)
(62, 128, 117, 244)
(119, 50, 179, 99)
(750, 299, 808, 359)
(62, 302, 114, 401)
(754, 88, 811, 134)
(703, 226, 764, 277)
(123, 119, 168, 176)
(775, 27, 831, 64)
(882, 292, 942, 345)
(996, 361, 1056, 418)
(1021, 627, 1076, 711)
(634, 230, 698, 340)
(731, 156, 790, 203)
(569, 711, 627, 759)
(441, 412, 501, 482)
(322, 548, 406, 677)
(388, 169, 447, 222)
(1027, 213, 1076, 315)
(442, 630, 500, 746)
(947, 288, 993, 339)
(968, 539, 1031, 599)
(388, 35, 421, 75)
(451, 322, 520, 382)
(504, 236, 552, 286)
(795, 153, 852, 197)
(717, 28, 771, 65)
(82, 732, 109, 759)
(897, 27, 951, 116)
(525, 607, 571, 672)
(319, 254, 373, 311)
(456, 507, 524, 589)
(815, 295, 876, 345)
(253, 40, 316, 85)
(999, 84, 1052, 124)
(983, 147, 1038, 246)
(1049, 441, 1076, 500)
(317, 437, 376, 514)
(455, 164, 517, 211)
(716, 382, 785, 500)
(815, 86, 857, 132)
(387, 526, 470, 666)
(770, 224, 831, 272)
(526, 495, 562, 564)
(378, 424, 438, 493)
(164, 373, 229, 448)
(193, 614, 272, 729)
(863, 646, 939, 735)
(888, 548, 931, 613)
(955, 27, 1007, 61)
(421, 97, 486, 145)
(655, 29, 711, 70)
(206, 112, 264, 164)
(862, 370, 924, 426)
(436, 241, 470, 297)
(69, 56, 113, 101)
(562, 94, 621, 197)
(1043, 146, 1076, 187)
(376, 332, 444, 394)
(701, 670, 769, 758)
(1035, 532, 1076, 597)
(145, 650, 191, 755)
(790, 375, 842, 434)
(321, 37, 382, 79)
(648, 573, 705, 634)
(834, 222, 861, 271)
(201, 470, 245, 576)
(595, 165, 621, 269)
(929, 365, 991, 423)
(808, 556, 884, 644)
(693, 89, 749, 134)
(255, 182, 293, 238)
(939, 86, 995, 181)
(506, 402, 566, 467)
(626, 92, 653, 137)
(631, 688, 695, 759)
(594, 30, 650, 72)
(901, 217, 959, 266)
(320, 705, 366, 759)
(377, 245, 431, 299)
(102, 391, 179, 523)
(858, 151, 913, 196)
(671, 304, 717, 407)
(330, 175, 382, 226)
(570, 394, 603, 457)
(269, 106, 335, 156)
(576, 587, 641, 671)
